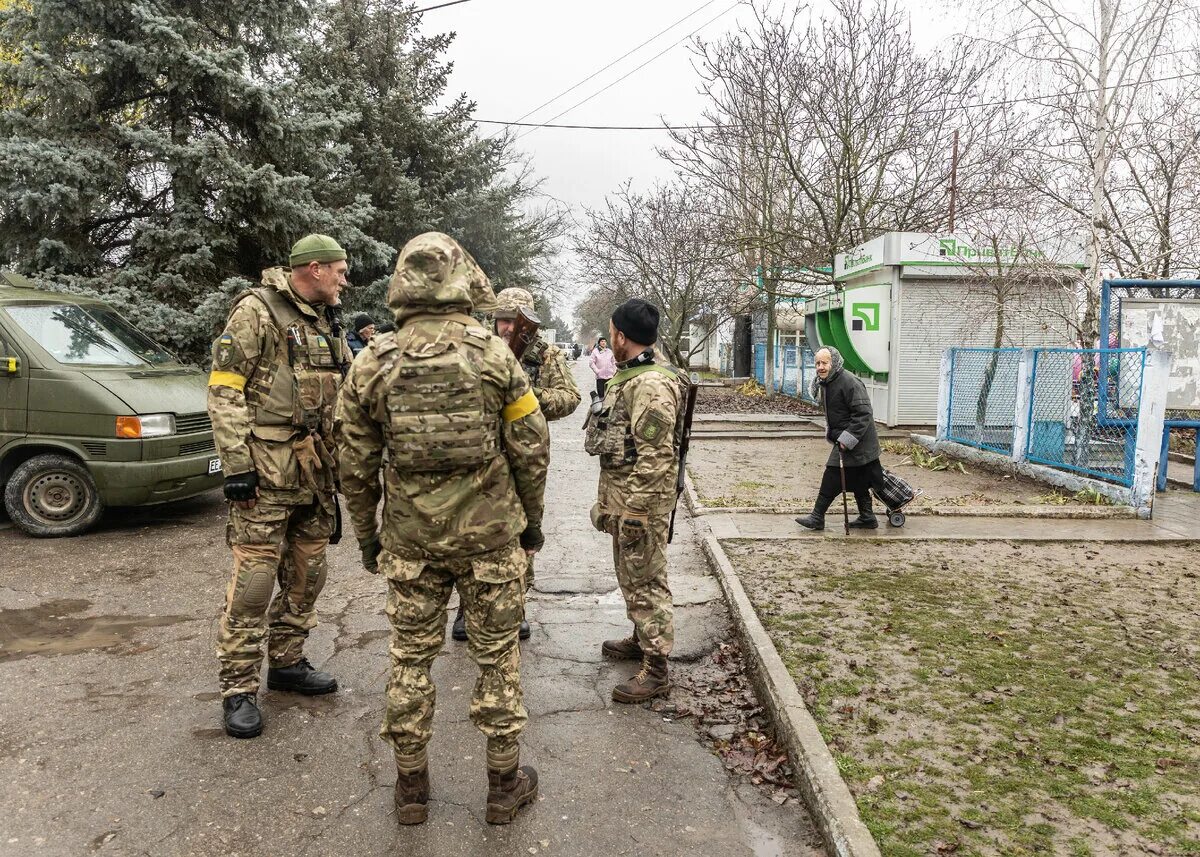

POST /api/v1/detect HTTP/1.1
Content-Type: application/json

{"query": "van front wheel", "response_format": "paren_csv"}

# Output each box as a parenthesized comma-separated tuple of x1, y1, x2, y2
(4, 453, 104, 537)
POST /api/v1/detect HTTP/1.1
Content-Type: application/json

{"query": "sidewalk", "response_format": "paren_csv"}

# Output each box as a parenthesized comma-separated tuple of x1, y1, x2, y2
(707, 491, 1198, 542)
(300, 359, 827, 855)
(0, 360, 826, 857)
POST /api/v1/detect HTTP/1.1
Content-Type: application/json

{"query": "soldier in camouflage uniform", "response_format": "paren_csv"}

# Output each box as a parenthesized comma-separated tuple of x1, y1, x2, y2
(207, 234, 351, 739)
(452, 286, 580, 642)
(585, 298, 686, 704)
(336, 232, 549, 826)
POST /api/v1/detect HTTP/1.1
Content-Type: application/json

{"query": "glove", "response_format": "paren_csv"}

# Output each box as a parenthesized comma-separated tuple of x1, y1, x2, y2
(359, 534, 382, 574)
(223, 471, 259, 502)
(520, 523, 544, 552)
(617, 516, 647, 552)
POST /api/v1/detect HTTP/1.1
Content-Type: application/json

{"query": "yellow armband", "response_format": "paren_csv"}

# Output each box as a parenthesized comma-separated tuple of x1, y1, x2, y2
(502, 390, 540, 422)
(208, 370, 247, 391)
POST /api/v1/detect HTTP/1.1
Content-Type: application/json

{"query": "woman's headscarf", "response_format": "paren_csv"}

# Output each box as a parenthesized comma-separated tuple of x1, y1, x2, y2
(810, 346, 844, 400)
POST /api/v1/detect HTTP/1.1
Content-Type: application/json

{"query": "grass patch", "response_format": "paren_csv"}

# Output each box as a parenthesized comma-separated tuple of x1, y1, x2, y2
(725, 539, 1200, 855)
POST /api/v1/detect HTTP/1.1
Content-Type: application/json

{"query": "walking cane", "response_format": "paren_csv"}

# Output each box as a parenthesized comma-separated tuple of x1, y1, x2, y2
(838, 447, 850, 535)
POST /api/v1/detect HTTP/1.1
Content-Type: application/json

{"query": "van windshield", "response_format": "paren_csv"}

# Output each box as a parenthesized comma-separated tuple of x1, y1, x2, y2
(3, 304, 177, 366)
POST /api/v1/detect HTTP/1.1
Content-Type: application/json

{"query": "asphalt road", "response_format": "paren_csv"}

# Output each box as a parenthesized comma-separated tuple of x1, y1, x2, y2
(0, 360, 825, 857)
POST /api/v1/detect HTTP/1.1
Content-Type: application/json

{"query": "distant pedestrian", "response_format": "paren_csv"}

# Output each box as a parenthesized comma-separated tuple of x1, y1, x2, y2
(589, 336, 616, 399)
(346, 313, 375, 355)
(794, 346, 884, 531)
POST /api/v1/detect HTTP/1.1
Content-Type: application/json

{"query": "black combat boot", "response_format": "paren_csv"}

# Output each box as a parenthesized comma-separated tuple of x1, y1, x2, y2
(266, 658, 338, 695)
(601, 624, 643, 660)
(485, 747, 539, 825)
(848, 491, 879, 529)
(795, 495, 833, 531)
(612, 654, 670, 703)
(451, 604, 467, 642)
(519, 619, 531, 641)
(222, 693, 263, 739)
(394, 750, 430, 825)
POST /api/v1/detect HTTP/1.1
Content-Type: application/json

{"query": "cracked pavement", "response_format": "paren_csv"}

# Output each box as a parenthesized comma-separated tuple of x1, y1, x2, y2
(0, 360, 825, 856)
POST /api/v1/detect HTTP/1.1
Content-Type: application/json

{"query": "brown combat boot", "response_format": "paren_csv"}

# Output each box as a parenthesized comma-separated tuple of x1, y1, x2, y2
(612, 654, 670, 704)
(394, 750, 430, 825)
(601, 624, 642, 660)
(485, 747, 539, 825)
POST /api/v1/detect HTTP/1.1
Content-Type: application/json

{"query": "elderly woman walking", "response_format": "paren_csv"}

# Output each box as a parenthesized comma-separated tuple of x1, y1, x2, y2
(795, 346, 885, 530)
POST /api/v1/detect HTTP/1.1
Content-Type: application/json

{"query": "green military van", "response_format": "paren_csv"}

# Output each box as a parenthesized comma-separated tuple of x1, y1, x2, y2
(0, 271, 222, 537)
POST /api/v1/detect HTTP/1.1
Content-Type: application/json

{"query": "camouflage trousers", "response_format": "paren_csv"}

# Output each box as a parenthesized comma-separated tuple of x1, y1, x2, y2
(216, 498, 333, 697)
(611, 513, 674, 657)
(381, 541, 527, 758)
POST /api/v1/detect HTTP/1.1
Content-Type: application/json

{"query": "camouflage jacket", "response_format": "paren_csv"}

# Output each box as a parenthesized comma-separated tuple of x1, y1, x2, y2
(522, 338, 581, 422)
(206, 269, 349, 505)
(585, 360, 684, 517)
(335, 313, 550, 560)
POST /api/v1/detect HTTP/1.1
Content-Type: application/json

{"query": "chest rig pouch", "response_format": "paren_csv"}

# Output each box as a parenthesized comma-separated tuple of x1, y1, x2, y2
(240, 286, 343, 432)
(385, 317, 499, 472)
(584, 383, 637, 468)
(584, 364, 686, 469)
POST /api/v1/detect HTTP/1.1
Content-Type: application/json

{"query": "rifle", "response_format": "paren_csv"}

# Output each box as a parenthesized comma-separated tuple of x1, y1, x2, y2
(507, 306, 542, 362)
(667, 379, 699, 543)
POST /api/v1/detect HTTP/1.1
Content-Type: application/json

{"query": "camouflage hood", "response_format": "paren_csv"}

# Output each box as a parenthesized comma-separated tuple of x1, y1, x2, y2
(387, 232, 497, 323)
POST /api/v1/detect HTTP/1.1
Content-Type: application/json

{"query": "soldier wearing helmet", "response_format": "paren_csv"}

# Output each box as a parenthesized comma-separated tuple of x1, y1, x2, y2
(451, 286, 580, 643)
(335, 232, 549, 825)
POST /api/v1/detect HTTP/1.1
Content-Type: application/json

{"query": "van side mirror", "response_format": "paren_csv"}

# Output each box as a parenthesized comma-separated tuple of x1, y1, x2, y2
(4, 356, 18, 375)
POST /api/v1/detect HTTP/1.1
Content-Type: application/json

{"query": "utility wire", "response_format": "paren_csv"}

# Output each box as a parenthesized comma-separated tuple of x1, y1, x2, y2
(514, 1, 742, 141)
(413, 0, 476, 12)
(485, 0, 723, 139)
(476, 68, 1200, 133)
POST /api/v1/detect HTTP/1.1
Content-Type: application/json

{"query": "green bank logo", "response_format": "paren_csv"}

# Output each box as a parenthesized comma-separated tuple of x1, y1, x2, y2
(845, 251, 872, 269)
(851, 302, 881, 331)
(938, 236, 1046, 261)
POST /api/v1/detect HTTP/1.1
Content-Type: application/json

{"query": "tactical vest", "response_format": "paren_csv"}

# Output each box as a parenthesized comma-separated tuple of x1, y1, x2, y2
(584, 363, 688, 469)
(236, 284, 346, 433)
(379, 314, 501, 472)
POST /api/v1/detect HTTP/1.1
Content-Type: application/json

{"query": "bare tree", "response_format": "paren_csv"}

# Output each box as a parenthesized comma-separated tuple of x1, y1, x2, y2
(997, 0, 1192, 345)
(572, 179, 741, 366)
(665, 0, 1017, 392)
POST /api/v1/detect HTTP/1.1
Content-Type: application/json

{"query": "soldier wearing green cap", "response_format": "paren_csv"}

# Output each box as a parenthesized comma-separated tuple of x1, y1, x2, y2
(206, 234, 352, 739)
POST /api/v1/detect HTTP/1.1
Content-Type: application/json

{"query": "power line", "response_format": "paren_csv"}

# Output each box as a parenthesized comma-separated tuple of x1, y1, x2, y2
(413, 0, 475, 11)
(486, 0, 723, 139)
(514, 1, 742, 141)
(478, 119, 715, 130)
(475, 68, 1200, 133)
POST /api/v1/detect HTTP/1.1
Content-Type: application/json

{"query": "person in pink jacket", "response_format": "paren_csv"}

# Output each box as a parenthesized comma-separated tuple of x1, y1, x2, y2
(589, 336, 617, 399)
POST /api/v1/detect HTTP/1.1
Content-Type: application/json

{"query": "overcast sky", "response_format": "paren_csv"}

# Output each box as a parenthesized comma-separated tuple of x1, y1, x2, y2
(422, 0, 962, 313)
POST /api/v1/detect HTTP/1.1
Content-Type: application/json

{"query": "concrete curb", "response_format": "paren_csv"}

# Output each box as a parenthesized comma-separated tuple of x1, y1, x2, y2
(686, 477, 881, 857)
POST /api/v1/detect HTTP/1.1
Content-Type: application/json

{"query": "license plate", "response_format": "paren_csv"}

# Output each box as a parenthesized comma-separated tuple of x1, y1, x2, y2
(208, 457, 222, 475)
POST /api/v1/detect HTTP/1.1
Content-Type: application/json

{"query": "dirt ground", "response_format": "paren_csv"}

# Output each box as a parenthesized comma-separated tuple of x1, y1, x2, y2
(688, 437, 1089, 510)
(697, 385, 821, 417)
(724, 538, 1200, 857)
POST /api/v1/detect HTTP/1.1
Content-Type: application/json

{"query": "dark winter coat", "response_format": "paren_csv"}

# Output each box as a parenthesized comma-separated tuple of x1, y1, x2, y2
(819, 367, 881, 468)
(345, 330, 368, 356)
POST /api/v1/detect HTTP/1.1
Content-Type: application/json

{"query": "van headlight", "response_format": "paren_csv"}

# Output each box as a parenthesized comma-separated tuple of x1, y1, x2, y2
(115, 414, 176, 438)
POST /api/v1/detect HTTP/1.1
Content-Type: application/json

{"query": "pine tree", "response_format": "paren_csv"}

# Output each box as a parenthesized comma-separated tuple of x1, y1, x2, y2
(304, 0, 564, 317)
(0, 1, 561, 360)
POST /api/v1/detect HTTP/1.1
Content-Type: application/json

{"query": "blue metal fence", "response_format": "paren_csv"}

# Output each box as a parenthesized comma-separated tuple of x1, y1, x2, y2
(1026, 348, 1147, 487)
(945, 348, 1023, 455)
(753, 343, 766, 384)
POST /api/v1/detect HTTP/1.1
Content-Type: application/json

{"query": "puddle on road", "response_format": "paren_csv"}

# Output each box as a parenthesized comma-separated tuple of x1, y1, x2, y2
(0, 599, 190, 662)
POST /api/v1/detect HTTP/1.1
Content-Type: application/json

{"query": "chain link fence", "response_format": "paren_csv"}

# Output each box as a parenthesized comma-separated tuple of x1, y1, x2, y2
(946, 347, 1023, 455)
(1027, 348, 1147, 486)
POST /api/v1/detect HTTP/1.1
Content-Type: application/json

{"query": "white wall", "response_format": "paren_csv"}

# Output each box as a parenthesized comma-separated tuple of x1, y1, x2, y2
(891, 278, 1074, 425)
